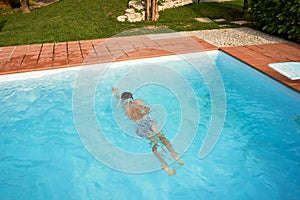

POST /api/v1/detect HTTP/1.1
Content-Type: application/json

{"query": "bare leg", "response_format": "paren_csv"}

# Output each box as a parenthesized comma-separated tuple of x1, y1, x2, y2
(156, 133, 184, 166)
(152, 143, 176, 176)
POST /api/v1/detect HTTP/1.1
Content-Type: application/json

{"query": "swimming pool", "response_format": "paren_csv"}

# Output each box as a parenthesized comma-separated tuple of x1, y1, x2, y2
(1, 50, 300, 199)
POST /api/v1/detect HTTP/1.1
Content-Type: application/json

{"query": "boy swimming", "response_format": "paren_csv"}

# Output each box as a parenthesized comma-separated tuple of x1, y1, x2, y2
(112, 87, 184, 176)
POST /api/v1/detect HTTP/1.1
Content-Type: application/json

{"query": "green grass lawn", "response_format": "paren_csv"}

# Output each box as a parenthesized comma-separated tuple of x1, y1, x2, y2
(0, 0, 246, 46)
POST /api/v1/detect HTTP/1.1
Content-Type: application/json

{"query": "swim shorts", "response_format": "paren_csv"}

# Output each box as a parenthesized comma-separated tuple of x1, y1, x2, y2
(135, 116, 158, 138)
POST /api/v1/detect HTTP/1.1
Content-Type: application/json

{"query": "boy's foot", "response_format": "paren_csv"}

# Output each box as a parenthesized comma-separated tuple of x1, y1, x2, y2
(172, 154, 185, 166)
(162, 166, 176, 176)
(176, 158, 184, 166)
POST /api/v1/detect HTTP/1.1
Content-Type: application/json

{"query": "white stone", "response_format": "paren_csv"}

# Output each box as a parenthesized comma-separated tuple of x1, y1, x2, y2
(158, 0, 192, 11)
(128, 0, 137, 7)
(117, 15, 127, 22)
(162, 1, 175, 9)
(129, 0, 144, 10)
(232, 21, 249, 25)
(125, 8, 135, 14)
(141, 11, 146, 21)
(195, 17, 213, 23)
(219, 24, 229, 27)
(158, 5, 165, 11)
(214, 18, 226, 22)
(126, 13, 143, 22)
(182, 0, 193, 4)
(122, 0, 195, 21)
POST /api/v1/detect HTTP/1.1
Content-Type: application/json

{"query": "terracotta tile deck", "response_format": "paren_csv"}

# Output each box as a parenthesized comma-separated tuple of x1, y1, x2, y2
(220, 42, 300, 92)
(0, 34, 299, 93)
(0, 35, 217, 76)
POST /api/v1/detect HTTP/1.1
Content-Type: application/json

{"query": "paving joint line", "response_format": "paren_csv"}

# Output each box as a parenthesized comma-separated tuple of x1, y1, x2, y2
(35, 43, 43, 70)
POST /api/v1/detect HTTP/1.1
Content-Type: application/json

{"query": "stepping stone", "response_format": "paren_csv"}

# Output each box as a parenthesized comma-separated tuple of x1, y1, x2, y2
(219, 24, 229, 27)
(232, 21, 249, 25)
(117, 15, 127, 22)
(214, 19, 226, 22)
(195, 17, 213, 23)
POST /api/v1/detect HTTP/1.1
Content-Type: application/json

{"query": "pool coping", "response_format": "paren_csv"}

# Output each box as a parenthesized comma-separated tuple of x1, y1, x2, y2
(0, 34, 299, 93)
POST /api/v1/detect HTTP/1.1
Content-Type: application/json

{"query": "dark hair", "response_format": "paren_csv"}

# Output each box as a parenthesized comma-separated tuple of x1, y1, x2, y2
(121, 92, 133, 100)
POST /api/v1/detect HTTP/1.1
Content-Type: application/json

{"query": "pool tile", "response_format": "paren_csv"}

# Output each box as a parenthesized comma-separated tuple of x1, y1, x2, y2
(151, 48, 173, 56)
(68, 57, 83, 66)
(53, 56, 68, 67)
(108, 50, 125, 59)
(68, 53, 83, 64)
(67, 42, 81, 50)
(0, 46, 15, 54)
(94, 44, 110, 54)
(2, 61, 20, 72)
(131, 41, 147, 50)
(98, 54, 115, 63)
(0, 58, 8, 67)
(23, 54, 39, 60)
(83, 55, 100, 65)
(36, 57, 53, 69)
(142, 40, 160, 48)
(189, 36, 218, 50)
(91, 39, 106, 46)
(0, 52, 13, 59)
(120, 45, 136, 53)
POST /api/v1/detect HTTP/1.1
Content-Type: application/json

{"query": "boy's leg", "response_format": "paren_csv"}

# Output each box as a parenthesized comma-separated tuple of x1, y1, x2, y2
(152, 143, 167, 167)
(152, 142, 176, 176)
(156, 133, 184, 166)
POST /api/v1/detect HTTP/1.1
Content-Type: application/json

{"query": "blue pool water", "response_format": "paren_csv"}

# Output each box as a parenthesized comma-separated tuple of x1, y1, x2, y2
(1, 51, 300, 199)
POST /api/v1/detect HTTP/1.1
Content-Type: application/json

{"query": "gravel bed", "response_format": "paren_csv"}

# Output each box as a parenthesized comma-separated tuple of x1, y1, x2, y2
(147, 28, 287, 47)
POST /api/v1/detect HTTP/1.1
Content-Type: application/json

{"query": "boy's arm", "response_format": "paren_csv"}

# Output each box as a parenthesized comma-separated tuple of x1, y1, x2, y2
(112, 87, 120, 99)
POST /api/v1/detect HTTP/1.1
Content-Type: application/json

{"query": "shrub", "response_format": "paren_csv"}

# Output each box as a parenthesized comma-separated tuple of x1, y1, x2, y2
(8, 0, 21, 8)
(0, 5, 14, 14)
(251, 0, 300, 43)
(8, 0, 30, 8)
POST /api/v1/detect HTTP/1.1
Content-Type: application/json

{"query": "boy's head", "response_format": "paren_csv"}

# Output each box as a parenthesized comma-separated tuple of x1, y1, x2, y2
(121, 92, 133, 100)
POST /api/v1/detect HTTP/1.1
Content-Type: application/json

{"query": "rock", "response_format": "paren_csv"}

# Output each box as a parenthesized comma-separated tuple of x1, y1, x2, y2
(126, 12, 143, 22)
(162, 1, 175, 9)
(120, 0, 194, 22)
(195, 17, 213, 23)
(158, 0, 192, 11)
(214, 18, 226, 22)
(128, 0, 144, 10)
(182, 0, 193, 4)
(232, 21, 249, 25)
(141, 11, 145, 21)
(125, 8, 135, 14)
(219, 24, 229, 27)
(117, 15, 127, 22)
(30, 5, 42, 9)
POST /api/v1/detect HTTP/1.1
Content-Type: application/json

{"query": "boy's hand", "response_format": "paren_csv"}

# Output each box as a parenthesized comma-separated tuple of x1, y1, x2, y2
(112, 87, 117, 92)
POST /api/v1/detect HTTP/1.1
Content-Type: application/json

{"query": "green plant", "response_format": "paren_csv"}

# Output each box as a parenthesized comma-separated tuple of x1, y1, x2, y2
(0, 6, 14, 15)
(28, 0, 38, 6)
(251, 0, 300, 42)
(8, 0, 21, 8)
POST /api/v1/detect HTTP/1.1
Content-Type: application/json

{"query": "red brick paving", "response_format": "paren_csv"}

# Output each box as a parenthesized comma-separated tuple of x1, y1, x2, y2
(0, 35, 299, 92)
(220, 42, 300, 92)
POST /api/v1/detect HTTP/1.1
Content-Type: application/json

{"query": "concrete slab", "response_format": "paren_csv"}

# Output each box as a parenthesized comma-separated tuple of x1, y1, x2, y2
(232, 21, 249, 25)
(214, 19, 226, 22)
(195, 17, 213, 23)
